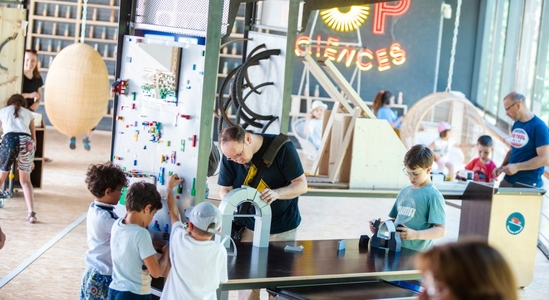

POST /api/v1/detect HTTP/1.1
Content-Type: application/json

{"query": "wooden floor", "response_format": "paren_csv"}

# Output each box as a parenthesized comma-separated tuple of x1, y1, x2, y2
(0, 127, 548, 299)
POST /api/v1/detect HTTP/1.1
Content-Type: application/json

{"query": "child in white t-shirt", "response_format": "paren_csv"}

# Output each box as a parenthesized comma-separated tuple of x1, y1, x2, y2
(160, 174, 228, 300)
(80, 162, 128, 300)
(429, 122, 456, 180)
(108, 182, 170, 300)
(0, 94, 36, 222)
(305, 100, 328, 150)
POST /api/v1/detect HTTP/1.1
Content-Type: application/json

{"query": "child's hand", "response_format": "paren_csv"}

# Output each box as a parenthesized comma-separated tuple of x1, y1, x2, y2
(397, 225, 418, 240)
(153, 241, 165, 252)
(167, 174, 183, 190)
(369, 218, 381, 234)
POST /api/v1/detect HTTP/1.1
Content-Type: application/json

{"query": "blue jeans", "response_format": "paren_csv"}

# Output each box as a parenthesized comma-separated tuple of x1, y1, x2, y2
(108, 289, 151, 300)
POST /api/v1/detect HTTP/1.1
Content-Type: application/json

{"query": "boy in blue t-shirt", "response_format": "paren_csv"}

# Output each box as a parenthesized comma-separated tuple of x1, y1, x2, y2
(370, 144, 446, 252)
(108, 182, 170, 300)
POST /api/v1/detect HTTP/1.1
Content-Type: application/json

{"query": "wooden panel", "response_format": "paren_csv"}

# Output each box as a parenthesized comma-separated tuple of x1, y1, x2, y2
(0, 8, 26, 104)
(349, 118, 408, 189)
(458, 182, 493, 239)
(328, 113, 351, 179)
(487, 192, 543, 287)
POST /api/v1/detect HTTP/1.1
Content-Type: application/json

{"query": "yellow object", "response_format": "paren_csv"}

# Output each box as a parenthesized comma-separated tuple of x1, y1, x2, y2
(44, 44, 109, 136)
(9, 173, 14, 179)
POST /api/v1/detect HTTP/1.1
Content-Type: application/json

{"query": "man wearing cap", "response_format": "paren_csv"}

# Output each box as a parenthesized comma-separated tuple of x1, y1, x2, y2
(218, 125, 307, 240)
(494, 91, 549, 187)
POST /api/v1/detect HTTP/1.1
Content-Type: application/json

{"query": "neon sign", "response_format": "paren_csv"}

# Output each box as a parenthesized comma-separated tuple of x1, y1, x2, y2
(374, 0, 410, 34)
(295, 36, 406, 72)
(320, 6, 370, 32)
(298, 0, 411, 72)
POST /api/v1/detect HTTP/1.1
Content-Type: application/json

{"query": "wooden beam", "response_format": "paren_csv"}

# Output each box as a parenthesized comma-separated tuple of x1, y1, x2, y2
(320, 59, 376, 119)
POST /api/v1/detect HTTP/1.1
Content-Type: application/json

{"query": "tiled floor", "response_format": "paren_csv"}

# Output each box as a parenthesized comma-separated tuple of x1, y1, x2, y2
(0, 127, 548, 299)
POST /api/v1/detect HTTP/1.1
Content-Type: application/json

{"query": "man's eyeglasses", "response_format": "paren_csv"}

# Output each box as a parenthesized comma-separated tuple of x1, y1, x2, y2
(504, 101, 518, 111)
(227, 144, 244, 161)
(402, 168, 423, 178)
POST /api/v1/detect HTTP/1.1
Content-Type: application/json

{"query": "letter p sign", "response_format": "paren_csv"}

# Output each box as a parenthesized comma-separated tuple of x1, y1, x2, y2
(373, 0, 411, 35)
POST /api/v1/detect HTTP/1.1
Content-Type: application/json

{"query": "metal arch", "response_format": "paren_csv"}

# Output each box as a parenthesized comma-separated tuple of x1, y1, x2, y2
(216, 186, 272, 248)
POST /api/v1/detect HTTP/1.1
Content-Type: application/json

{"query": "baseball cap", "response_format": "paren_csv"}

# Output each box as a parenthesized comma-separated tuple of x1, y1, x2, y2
(438, 122, 453, 133)
(185, 202, 222, 233)
(311, 100, 328, 110)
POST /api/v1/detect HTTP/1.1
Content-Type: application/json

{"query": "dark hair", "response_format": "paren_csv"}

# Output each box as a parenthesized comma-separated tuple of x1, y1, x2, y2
(505, 91, 525, 103)
(7, 94, 26, 118)
(404, 144, 434, 169)
(372, 90, 392, 115)
(125, 181, 162, 212)
(25, 49, 41, 78)
(477, 135, 493, 147)
(439, 130, 450, 139)
(219, 125, 247, 146)
(416, 239, 518, 300)
(85, 162, 128, 198)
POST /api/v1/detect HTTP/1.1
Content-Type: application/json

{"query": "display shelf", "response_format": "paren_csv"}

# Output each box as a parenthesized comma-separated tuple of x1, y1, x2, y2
(219, 53, 241, 58)
(32, 33, 76, 41)
(26, 0, 120, 131)
(32, 15, 77, 22)
(86, 19, 117, 27)
(86, 3, 119, 10)
(85, 37, 117, 43)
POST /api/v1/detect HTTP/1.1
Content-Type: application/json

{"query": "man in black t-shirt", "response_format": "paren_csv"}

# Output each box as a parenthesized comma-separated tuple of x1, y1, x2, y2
(217, 125, 307, 239)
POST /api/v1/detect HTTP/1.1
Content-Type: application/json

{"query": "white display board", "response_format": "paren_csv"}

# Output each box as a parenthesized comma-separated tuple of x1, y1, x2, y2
(112, 36, 207, 241)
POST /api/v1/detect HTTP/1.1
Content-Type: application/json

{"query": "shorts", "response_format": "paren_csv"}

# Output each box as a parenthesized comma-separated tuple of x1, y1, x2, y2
(0, 132, 35, 173)
(107, 289, 151, 300)
(80, 266, 112, 300)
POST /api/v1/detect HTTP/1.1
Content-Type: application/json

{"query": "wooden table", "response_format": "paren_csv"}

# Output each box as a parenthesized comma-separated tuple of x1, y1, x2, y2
(152, 239, 421, 299)
(218, 239, 421, 298)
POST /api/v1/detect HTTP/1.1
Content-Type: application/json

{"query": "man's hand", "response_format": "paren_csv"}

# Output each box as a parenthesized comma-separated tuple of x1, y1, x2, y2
(397, 225, 419, 240)
(501, 164, 519, 176)
(260, 188, 279, 204)
(167, 174, 183, 191)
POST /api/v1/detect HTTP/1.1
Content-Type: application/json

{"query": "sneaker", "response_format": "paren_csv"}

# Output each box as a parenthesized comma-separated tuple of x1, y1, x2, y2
(83, 138, 91, 151)
(69, 137, 76, 150)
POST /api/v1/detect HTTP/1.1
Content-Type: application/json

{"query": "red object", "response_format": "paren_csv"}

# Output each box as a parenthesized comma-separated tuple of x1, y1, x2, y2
(192, 135, 197, 147)
(180, 114, 190, 119)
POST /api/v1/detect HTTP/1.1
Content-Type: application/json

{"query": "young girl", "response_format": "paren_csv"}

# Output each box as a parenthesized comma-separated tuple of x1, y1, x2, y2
(0, 94, 37, 223)
(428, 122, 456, 180)
(305, 100, 327, 150)
(22, 49, 51, 162)
(21, 50, 43, 112)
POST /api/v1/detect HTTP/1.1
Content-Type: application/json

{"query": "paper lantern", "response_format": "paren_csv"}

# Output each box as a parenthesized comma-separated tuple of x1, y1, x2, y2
(45, 43, 109, 136)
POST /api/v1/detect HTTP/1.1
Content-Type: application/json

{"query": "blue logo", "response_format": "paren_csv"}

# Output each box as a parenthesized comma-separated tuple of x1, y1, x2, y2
(506, 212, 525, 235)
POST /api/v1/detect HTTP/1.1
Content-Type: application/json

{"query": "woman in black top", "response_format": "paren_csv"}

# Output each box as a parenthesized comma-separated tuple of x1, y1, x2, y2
(21, 50, 51, 162)
(21, 50, 43, 112)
